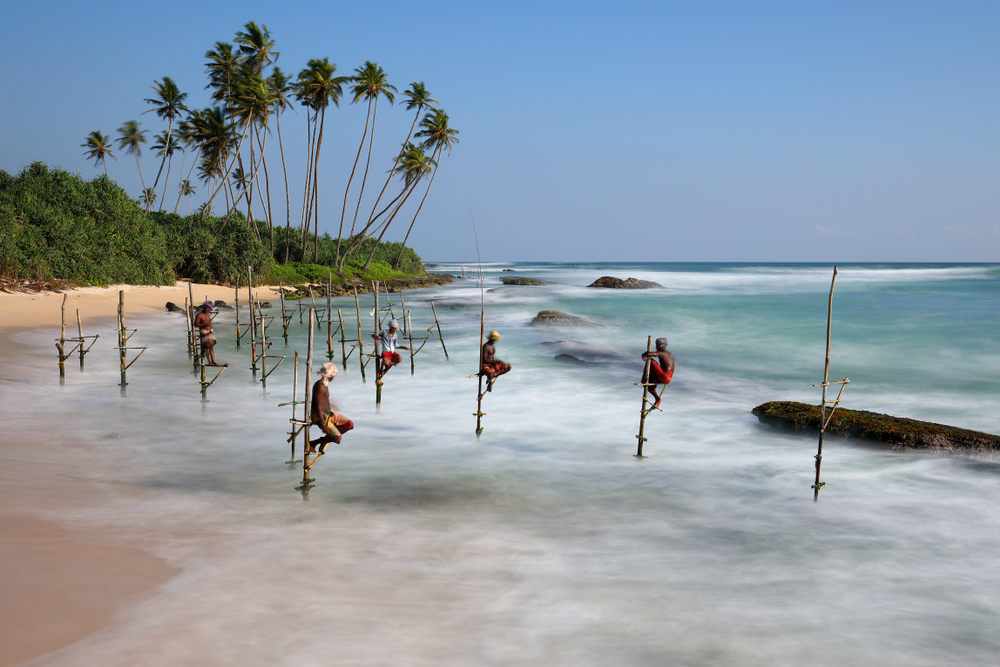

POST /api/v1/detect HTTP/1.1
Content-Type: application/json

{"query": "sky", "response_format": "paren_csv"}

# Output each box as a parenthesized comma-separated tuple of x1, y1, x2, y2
(2, 0, 998, 262)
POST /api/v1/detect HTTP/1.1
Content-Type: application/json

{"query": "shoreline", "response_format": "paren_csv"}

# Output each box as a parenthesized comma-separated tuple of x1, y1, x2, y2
(0, 294, 208, 665)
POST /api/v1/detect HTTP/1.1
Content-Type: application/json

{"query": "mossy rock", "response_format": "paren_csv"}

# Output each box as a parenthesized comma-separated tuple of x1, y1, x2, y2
(588, 276, 662, 289)
(499, 277, 547, 285)
(752, 401, 1000, 453)
(529, 310, 589, 326)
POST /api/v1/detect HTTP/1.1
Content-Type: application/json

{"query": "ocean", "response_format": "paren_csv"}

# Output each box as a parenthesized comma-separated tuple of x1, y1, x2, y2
(7, 262, 1000, 666)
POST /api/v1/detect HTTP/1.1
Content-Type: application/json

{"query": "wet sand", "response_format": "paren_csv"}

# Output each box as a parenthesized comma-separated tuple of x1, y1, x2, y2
(0, 283, 277, 665)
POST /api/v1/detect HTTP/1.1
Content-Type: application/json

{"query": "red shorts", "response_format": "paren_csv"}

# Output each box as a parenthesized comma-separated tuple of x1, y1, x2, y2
(381, 351, 402, 365)
(643, 364, 673, 385)
(481, 362, 511, 377)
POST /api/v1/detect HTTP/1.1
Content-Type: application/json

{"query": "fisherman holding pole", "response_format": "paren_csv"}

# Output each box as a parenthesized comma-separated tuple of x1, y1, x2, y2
(372, 319, 407, 386)
(641, 337, 674, 408)
(308, 362, 354, 454)
(193, 301, 224, 367)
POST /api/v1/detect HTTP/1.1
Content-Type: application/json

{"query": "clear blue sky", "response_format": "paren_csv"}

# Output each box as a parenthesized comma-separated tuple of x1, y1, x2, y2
(2, 0, 997, 262)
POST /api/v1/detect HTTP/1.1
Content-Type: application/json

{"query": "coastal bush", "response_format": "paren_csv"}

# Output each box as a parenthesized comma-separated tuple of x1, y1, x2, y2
(151, 211, 274, 284)
(273, 234, 425, 276)
(0, 163, 173, 284)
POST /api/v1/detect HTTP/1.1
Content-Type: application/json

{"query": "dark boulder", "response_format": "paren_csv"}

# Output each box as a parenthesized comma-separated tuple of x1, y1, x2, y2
(499, 277, 547, 286)
(555, 353, 587, 364)
(529, 310, 589, 326)
(752, 401, 1000, 453)
(588, 276, 663, 289)
(165, 301, 183, 312)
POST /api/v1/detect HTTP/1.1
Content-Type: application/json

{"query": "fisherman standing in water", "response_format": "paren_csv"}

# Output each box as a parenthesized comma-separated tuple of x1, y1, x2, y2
(309, 362, 354, 454)
(372, 319, 408, 385)
(480, 330, 512, 392)
(193, 301, 224, 366)
(641, 337, 674, 408)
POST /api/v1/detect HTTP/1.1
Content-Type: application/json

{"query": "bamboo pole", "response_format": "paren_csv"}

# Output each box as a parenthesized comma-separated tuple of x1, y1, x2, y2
(297, 309, 316, 498)
(280, 279, 289, 344)
(399, 290, 407, 335)
(814, 266, 839, 501)
(57, 295, 67, 381)
(247, 266, 255, 338)
(407, 309, 415, 375)
(118, 291, 127, 394)
(326, 274, 334, 360)
(475, 309, 485, 436)
(636, 336, 654, 458)
(286, 351, 300, 465)
(431, 301, 449, 359)
(374, 282, 382, 408)
(354, 288, 366, 382)
(76, 309, 84, 369)
(259, 298, 268, 391)
(188, 282, 197, 355)
(234, 276, 241, 349)
(338, 308, 347, 367)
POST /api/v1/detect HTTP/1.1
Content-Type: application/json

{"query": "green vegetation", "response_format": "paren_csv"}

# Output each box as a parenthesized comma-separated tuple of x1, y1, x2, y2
(0, 163, 426, 287)
(0, 163, 173, 284)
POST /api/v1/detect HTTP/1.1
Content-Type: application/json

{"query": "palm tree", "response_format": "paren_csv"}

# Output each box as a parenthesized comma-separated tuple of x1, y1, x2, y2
(141, 187, 157, 210)
(152, 131, 179, 210)
(396, 109, 459, 267)
(178, 179, 196, 213)
(231, 73, 276, 243)
(363, 82, 436, 235)
(143, 77, 188, 211)
(297, 58, 347, 261)
(116, 120, 148, 196)
(81, 131, 116, 176)
(337, 61, 396, 266)
(268, 67, 295, 262)
(235, 21, 278, 75)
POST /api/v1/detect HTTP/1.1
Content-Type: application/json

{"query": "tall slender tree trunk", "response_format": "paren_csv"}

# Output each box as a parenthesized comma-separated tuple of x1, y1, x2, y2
(277, 110, 292, 263)
(149, 118, 173, 211)
(336, 101, 372, 267)
(349, 99, 379, 239)
(365, 109, 420, 232)
(311, 106, 327, 264)
(393, 146, 443, 268)
(365, 178, 421, 270)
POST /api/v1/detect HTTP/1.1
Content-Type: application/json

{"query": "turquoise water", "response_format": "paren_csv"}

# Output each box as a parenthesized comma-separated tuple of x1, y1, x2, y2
(6, 262, 1000, 666)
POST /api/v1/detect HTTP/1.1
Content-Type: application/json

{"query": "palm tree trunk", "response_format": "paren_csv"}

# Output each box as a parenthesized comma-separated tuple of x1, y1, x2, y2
(277, 110, 292, 263)
(393, 146, 443, 268)
(311, 106, 328, 264)
(365, 179, 421, 270)
(336, 101, 372, 267)
(160, 153, 174, 211)
(365, 110, 419, 232)
(204, 121, 251, 212)
(149, 118, 172, 211)
(349, 98, 379, 239)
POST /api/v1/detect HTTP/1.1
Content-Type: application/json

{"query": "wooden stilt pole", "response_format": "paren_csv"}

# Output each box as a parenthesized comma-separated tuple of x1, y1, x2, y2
(374, 283, 382, 409)
(431, 301, 449, 359)
(234, 276, 241, 349)
(118, 291, 127, 395)
(297, 309, 316, 498)
(354, 288, 366, 382)
(188, 282, 197, 356)
(280, 279, 289, 344)
(399, 290, 407, 335)
(813, 266, 841, 501)
(327, 274, 334, 360)
(287, 351, 300, 465)
(75, 309, 84, 369)
(338, 308, 347, 367)
(56, 295, 67, 382)
(407, 309, 415, 375)
(259, 298, 268, 392)
(635, 335, 654, 458)
(475, 309, 485, 436)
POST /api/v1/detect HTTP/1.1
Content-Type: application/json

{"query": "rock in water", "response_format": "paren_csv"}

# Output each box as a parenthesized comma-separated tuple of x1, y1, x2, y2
(554, 353, 587, 364)
(165, 301, 182, 312)
(499, 277, 547, 285)
(530, 311, 589, 326)
(588, 276, 663, 289)
(752, 401, 1000, 453)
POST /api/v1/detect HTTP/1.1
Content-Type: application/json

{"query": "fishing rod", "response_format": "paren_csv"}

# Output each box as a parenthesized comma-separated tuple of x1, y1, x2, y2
(468, 206, 487, 436)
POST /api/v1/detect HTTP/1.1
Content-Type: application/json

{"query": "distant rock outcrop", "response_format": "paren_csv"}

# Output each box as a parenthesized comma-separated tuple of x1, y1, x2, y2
(499, 277, 547, 285)
(752, 401, 1000, 453)
(588, 276, 662, 289)
(554, 353, 587, 364)
(529, 310, 589, 326)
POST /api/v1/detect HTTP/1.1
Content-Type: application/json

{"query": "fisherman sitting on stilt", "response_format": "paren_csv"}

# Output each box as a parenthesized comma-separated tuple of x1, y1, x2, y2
(480, 330, 512, 392)
(308, 362, 354, 454)
(194, 301, 226, 366)
(372, 319, 407, 386)
(641, 337, 674, 408)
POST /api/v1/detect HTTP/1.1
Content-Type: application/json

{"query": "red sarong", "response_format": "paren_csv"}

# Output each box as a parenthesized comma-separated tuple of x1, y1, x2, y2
(381, 351, 402, 365)
(312, 411, 353, 436)
(643, 363, 673, 385)
(481, 362, 511, 377)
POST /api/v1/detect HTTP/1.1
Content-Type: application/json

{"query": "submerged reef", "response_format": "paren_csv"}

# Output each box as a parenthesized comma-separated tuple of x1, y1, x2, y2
(752, 401, 1000, 453)
(588, 276, 663, 289)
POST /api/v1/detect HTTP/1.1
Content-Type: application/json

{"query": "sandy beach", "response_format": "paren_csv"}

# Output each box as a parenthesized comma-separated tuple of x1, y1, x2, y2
(0, 282, 278, 666)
